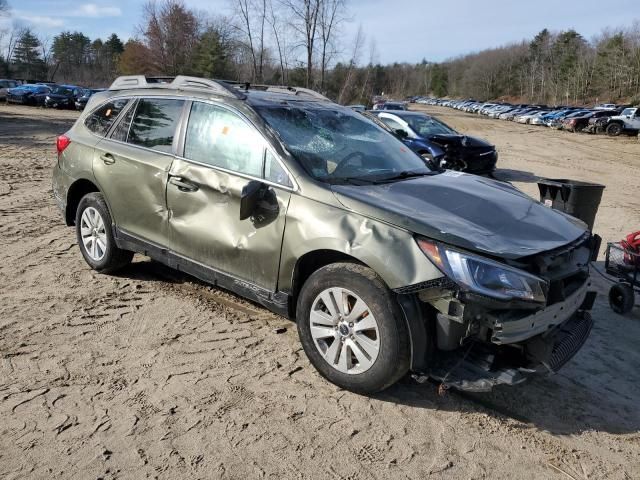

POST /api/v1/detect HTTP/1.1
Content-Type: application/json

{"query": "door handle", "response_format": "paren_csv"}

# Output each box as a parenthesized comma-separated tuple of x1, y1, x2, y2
(100, 153, 115, 165)
(169, 176, 199, 192)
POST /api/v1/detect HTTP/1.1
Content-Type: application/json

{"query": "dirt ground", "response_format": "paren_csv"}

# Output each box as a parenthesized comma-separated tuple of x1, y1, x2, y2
(0, 103, 639, 480)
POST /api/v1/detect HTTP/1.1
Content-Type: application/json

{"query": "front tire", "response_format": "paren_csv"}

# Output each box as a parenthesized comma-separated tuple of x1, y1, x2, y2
(75, 192, 133, 273)
(296, 263, 410, 394)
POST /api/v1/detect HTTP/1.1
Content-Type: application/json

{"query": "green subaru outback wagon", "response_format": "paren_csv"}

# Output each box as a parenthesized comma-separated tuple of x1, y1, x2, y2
(53, 76, 599, 393)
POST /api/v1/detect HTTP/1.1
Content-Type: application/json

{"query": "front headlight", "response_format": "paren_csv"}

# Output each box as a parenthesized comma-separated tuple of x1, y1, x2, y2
(417, 238, 548, 304)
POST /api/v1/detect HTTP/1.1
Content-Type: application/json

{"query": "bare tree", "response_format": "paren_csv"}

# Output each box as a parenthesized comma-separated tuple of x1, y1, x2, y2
(281, 0, 320, 87)
(318, 0, 345, 90)
(231, 0, 266, 82)
(337, 24, 364, 104)
(266, 0, 288, 83)
(140, 0, 200, 75)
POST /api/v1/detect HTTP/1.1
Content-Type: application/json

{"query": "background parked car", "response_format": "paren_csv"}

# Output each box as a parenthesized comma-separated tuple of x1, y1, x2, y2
(606, 107, 640, 136)
(0, 79, 20, 101)
(371, 110, 498, 174)
(6, 84, 51, 106)
(363, 111, 445, 168)
(44, 85, 84, 109)
(377, 101, 407, 111)
(75, 88, 105, 110)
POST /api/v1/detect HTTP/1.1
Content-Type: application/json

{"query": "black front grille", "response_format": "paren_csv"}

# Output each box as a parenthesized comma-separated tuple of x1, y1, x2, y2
(548, 311, 593, 372)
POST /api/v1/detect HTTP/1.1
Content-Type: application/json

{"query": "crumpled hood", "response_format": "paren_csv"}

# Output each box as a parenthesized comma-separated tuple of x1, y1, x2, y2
(425, 134, 494, 151)
(331, 172, 587, 259)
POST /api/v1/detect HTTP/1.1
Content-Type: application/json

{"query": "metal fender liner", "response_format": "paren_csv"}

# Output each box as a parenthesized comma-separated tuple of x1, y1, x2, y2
(396, 294, 433, 372)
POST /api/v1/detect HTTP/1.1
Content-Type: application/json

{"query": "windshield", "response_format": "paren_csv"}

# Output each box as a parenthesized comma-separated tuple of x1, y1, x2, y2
(255, 103, 432, 184)
(52, 87, 73, 95)
(621, 108, 635, 116)
(403, 115, 458, 136)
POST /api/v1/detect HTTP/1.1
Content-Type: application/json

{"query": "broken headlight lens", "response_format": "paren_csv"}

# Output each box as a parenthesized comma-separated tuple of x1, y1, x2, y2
(417, 238, 548, 304)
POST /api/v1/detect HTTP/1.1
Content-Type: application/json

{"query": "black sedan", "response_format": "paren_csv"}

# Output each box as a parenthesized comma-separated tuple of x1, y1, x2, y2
(44, 85, 83, 109)
(74, 88, 105, 110)
(6, 84, 51, 106)
(371, 110, 498, 174)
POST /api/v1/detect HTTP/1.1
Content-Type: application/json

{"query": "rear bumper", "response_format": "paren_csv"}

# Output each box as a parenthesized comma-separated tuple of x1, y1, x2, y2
(52, 163, 68, 219)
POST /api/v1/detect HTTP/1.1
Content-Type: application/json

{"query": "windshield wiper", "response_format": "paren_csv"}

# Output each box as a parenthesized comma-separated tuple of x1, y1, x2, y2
(374, 170, 438, 183)
(330, 176, 380, 186)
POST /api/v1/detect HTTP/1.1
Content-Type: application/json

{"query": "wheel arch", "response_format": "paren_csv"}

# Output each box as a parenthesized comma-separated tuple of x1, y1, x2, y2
(290, 250, 367, 307)
(65, 178, 101, 226)
(288, 249, 434, 372)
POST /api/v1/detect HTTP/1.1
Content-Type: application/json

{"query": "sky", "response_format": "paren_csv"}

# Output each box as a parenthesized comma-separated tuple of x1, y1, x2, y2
(1, 0, 639, 64)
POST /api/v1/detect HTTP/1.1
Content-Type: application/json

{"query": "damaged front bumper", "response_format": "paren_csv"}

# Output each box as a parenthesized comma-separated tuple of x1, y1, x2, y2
(413, 234, 599, 392)
(427, 308, 593, 392)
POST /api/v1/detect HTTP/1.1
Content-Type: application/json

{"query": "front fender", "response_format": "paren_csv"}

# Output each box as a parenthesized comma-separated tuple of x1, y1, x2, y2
(278, 195, 443, 292)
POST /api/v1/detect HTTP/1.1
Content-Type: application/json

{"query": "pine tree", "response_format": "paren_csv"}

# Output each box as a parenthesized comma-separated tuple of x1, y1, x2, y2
(13, 29, 46, 80)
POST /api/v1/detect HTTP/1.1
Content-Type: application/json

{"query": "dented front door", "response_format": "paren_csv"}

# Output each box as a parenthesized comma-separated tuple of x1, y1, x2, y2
(166, 101, 292, 291)
(166, 159, 290, 290)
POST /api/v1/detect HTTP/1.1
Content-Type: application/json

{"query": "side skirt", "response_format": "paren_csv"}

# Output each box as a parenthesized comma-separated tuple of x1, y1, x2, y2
(114, 228, 291, 318)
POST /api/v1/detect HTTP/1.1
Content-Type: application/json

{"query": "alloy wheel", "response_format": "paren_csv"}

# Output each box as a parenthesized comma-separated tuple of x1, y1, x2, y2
(309, 287, 380, 374)
(80, 206, 107, 261)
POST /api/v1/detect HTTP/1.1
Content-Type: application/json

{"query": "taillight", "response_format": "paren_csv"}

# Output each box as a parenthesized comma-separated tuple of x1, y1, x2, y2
(56, 135, 71, 155)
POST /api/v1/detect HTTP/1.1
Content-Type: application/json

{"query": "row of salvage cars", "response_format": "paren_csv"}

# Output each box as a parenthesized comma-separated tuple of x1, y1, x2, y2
(418, 97, 640, 137)
(0, 79, 104, 110)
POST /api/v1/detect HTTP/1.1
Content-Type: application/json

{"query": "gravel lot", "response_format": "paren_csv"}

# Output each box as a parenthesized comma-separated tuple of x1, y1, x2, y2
(0, 103, 639, 480)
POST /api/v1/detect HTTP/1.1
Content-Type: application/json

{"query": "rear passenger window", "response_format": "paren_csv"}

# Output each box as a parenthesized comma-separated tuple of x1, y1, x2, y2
(184, 101, 264, 178)
(110, 102, 136, 142)
(85, 99, 130, 136)
(128, 98, 184, 153)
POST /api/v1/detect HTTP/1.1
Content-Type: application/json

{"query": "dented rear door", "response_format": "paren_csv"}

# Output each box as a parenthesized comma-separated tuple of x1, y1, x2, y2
(166, 101, 293, 291)
(94, 97, 185, 246)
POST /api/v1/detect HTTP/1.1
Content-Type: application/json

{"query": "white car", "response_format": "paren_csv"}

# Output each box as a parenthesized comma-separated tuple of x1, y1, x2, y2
(516, 111, 547, 124)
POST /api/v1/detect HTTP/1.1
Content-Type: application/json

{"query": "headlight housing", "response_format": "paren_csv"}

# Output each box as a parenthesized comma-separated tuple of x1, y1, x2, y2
(417, 238, 548, 304)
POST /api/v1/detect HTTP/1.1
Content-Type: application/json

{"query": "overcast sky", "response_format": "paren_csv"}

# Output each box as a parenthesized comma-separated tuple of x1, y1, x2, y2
(3, 0, 639, 63)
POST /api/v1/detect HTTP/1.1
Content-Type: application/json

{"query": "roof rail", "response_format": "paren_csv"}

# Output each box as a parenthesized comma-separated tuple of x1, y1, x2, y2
(108, 75, 246, 99)
(265, 86, 330, 101)
(222, 81, 330, 102)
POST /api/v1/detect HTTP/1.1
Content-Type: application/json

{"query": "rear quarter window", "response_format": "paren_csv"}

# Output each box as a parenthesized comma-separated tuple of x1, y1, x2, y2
(84, 99, 130, 136)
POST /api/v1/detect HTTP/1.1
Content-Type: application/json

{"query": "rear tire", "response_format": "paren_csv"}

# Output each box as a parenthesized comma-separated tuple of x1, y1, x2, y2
(606, 122, 623, 136)
(296, 263, 410, 394)
(609, 283, 635, 315)
(75, 192, 133, 273)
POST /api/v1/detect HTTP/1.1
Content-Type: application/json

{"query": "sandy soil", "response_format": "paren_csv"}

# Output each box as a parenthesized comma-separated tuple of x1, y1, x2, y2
(0, 103, 639, 480)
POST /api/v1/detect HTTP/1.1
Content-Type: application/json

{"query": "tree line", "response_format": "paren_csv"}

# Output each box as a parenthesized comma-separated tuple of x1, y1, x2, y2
(402, 25, 640, 105)
(1, 0, 639, 106)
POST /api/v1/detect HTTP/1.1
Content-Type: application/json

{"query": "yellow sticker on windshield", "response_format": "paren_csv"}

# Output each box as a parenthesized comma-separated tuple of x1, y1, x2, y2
(222, 126, 229, 135)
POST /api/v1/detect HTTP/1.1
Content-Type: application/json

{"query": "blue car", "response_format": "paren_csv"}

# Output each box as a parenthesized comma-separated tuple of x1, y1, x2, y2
(6, 84, 51, 106)
(370, 110, 498, 174)
(363, 111, 445, 167)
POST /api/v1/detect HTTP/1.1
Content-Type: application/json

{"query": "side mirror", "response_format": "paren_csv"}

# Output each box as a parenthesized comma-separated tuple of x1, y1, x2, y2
(240, 180, 267, 220)
(394, 129, 408, 139)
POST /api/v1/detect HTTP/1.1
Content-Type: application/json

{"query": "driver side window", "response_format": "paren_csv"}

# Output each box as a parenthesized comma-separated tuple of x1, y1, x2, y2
(185, 102, 264, 178)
